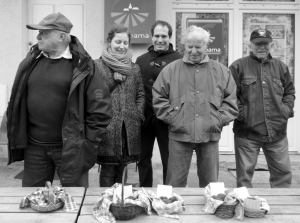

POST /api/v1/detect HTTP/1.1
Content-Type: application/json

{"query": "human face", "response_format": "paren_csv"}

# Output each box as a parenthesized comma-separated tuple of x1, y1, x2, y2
(184, 31, 207, 63)
(36, 30, 60, 54)
(152, 25, 170, 51)
(109, 32, 129, 54)
(250, 42, 273, 59)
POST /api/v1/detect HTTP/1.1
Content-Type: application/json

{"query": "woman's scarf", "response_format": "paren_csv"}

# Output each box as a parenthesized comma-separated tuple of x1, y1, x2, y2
(102, 47, 133, 82)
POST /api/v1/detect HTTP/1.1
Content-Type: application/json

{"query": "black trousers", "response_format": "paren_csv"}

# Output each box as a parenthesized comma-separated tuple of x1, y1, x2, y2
(138, 116, 169, 187)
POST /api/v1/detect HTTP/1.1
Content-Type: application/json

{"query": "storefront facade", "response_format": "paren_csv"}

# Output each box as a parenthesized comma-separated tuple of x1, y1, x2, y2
(0, 0, 299, 153)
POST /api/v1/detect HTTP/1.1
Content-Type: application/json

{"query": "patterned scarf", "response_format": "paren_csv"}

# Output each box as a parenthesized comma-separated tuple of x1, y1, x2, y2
(102, 47, 133, 82)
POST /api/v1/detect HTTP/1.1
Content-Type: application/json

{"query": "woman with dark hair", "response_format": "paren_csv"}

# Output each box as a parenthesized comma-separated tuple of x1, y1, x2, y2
(95, 25, 145, 187)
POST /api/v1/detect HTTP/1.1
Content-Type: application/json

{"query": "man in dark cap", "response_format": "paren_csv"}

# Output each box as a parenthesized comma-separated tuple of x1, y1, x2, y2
(229, 29, 295, 188)
(6, 12, 112, 187)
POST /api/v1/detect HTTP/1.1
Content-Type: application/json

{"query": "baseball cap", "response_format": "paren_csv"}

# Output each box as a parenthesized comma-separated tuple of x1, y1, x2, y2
(250, 29, 273, 43)
(26, 12, 73, 33)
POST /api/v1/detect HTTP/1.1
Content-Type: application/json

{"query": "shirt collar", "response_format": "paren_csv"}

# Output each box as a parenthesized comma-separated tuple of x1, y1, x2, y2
(36, 46, 72, 59)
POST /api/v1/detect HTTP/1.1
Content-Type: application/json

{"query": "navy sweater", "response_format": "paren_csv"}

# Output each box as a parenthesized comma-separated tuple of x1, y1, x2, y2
(27, 56, 73, 145)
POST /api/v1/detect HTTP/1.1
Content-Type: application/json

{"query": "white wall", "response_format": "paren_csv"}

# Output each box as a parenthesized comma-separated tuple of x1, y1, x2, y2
(0, 0, 25, 112)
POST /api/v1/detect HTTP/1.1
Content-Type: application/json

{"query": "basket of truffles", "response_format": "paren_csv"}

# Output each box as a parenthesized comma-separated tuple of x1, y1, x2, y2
(144, 186, 185, 219)
(203, 183, 240, 219)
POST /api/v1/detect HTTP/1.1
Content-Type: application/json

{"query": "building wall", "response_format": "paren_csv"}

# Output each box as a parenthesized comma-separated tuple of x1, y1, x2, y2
(0, 0, 24, 105)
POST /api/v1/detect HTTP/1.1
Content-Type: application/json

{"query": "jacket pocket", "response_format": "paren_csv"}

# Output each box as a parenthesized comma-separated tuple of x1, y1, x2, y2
(209, 95, 222, 133)
(241, 77, 256, 100)
(169, 96, 188, 134)
(77, 124, 85, 149)
(273, 78, 284, 95)
(281, 103, 291, 119)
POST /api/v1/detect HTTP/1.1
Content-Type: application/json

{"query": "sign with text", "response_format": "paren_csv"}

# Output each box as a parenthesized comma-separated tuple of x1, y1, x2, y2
(186, 18, 224, 56)
(105, 0, 156, 44)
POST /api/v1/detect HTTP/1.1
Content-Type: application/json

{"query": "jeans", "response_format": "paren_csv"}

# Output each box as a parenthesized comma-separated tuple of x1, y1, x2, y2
(138, 116, 169, 187)
(22, 144, 89, 187)
(99, 164, 125, 187)
(234, 135, 292, 188)
(166, 139, 219, 187)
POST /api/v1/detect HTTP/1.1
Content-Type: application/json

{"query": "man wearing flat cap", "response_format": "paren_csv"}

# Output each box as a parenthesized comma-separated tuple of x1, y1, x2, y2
(229, 29, 295, 188)
(6, 12, 112, 187)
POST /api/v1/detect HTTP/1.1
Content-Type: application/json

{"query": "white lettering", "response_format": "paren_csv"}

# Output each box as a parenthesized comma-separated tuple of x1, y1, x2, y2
(206, 48, 221, 53)
(131, 34, 150, 39)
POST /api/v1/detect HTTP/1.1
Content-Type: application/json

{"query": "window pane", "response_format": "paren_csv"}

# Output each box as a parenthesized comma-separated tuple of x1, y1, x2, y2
(243, 13, 295, 79)
(176, 12, 229, 66)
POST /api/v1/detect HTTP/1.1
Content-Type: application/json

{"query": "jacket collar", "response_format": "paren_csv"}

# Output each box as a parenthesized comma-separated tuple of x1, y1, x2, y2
(183, 54, 209, 65)
(250, 51, 273, 63)
(148, 43, 177, 55)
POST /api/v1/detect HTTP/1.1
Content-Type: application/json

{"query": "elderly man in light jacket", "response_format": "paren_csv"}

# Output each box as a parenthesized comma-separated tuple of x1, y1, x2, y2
(152, 26, 238, 187)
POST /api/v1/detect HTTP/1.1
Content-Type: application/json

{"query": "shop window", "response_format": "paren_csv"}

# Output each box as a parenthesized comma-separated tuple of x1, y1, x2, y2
(176, 12, 229, 66)
(243, 13, 295, 79)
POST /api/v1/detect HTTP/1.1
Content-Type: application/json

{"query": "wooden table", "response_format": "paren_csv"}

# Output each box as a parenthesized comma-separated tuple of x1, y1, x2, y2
(0, 187, 85, 223)
(78, 187, 300, 223)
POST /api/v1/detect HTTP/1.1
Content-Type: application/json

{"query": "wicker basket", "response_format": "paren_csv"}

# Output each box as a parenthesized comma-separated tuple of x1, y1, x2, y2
(214, 201, 238, 219)
(109, 165, 143, 220)
(244, 207, 266, 218)
(30, 181, 63, 212)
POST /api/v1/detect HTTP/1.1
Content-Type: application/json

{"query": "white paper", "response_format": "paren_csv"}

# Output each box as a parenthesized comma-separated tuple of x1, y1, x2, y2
(209, 182, 225, 196)
(233, 187, 250, 199)
(115, 185, 133, 200)
(157, 185, 172, 198)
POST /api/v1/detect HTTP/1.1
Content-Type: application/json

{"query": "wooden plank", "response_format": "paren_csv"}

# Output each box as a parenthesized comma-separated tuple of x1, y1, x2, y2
(82, 194, 300, 205)
(0, 203, 81, 213)
(78, 213, 300, 223)
(0, 196, 83, 205)
(80, 204, 300, 216)
(85, 187, 300, 196)
(0, 187, 85, 197)
(0, 213, 77, 223)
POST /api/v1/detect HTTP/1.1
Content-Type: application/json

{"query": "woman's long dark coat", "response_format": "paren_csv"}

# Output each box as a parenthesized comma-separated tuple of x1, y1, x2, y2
(95, 58, 145, 159)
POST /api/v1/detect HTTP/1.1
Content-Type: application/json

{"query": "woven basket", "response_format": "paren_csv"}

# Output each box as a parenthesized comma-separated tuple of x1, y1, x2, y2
(244, 207, 266, 218)
(110, 166, 143, 220)
(30, 181, 63, 212)
(214, 201, 238, 219)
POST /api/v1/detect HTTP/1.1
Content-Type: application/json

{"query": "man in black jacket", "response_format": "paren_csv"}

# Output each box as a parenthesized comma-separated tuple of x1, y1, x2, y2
(7, 13, 112, 187)
(229, 29, 295, 188)
(136, 20, 182, 187)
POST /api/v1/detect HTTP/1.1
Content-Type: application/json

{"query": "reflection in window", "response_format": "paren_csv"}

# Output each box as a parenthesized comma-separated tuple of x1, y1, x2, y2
(176, 12, 229, 66)
(243, 14, 295, 79)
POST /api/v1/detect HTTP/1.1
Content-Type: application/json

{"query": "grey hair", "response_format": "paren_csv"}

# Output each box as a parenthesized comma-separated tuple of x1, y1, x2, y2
(184, 25, 210, 44)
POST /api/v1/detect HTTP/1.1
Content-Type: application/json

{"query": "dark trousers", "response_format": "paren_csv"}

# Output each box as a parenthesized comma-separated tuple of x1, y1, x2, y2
(99, 164, 125, 187)
(138, 116, 169, 187)
(234, 135, 292, 188)
(23, 144, 88, 187)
